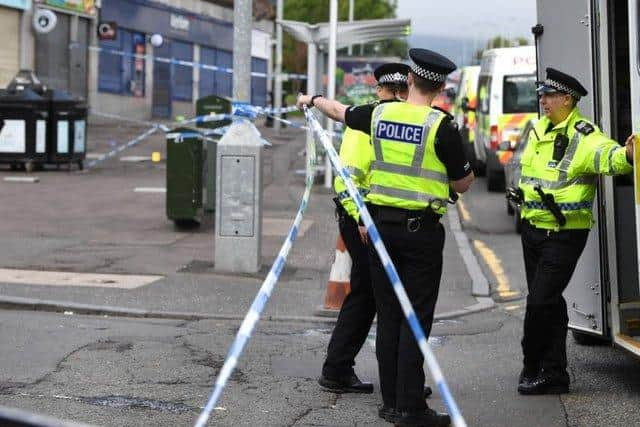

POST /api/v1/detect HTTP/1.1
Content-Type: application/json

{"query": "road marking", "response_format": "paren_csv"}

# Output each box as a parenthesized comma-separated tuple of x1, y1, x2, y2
(447, 206, 490, 296)
(458, 197, 471, 223)
(121, 155, 152, 162)
(0, 268, 163, 289)
(3, 176, 39, 183)
(472, 240, 520, 299)
(504, 304, 523, 311)
(134, 187, 166, 193)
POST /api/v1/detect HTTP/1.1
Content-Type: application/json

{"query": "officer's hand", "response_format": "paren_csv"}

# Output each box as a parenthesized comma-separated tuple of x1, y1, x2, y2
(358, 226, 368, 244)
(296, 94, 311, 111)
(625, 134, 636, 163)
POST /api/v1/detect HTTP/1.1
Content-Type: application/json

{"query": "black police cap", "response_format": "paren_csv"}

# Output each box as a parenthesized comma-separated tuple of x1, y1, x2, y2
(536, 67, 588, 99)
(374, 63, 410, 86)
(408, 48, 457, 83)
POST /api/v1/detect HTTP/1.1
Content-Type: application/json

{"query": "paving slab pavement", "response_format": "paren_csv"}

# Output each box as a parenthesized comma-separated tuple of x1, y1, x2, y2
(0, 114, 488, 323)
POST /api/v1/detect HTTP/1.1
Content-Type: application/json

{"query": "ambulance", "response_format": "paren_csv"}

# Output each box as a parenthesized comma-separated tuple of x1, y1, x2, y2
(452, 65, 480, 171)
(473, 46, 538, 191)
(534, 0, 640, 356)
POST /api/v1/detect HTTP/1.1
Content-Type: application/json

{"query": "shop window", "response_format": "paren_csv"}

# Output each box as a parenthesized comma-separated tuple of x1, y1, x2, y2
(199, 47, 232, 99)
(172, 40, 193, 101)
(251, 57, 268, 107)
(98, 29, 145, 96)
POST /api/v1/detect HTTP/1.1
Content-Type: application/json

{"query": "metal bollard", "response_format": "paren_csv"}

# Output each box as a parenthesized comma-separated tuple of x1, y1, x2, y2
(214, 120, 263, 273)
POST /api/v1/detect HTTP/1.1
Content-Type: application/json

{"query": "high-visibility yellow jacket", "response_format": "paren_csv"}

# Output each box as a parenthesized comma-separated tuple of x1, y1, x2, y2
(518, 107, 632, 230)
(367, 102, 450, 214)
(333, 126, 374, 221)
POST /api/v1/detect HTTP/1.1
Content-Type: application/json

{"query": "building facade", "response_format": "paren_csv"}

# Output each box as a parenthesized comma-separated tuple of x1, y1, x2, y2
(0, 1, 30, 88)
(2, 0, 273, 120)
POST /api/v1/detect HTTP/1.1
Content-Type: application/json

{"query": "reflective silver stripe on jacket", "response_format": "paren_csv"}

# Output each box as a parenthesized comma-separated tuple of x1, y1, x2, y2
(371, 105, 387, 161)
(346, 165, 366, 181)
(593, 147, 603, 172)
(369, 184, 447, 205)
(370, 160, 449, 183)
(411, 110, 442, 167)
(520, 175, 596, 190)
(557, 130, 581, 181)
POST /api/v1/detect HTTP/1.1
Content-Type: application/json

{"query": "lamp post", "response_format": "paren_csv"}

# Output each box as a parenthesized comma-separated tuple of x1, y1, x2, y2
(274, 0, 284, 131)
(325, 0, 338, 189)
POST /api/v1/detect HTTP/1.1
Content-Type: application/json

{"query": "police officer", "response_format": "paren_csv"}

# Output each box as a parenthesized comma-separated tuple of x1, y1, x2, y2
(298, 48, 474, 426)
(514, 67, 635, 395)
(319, 63, 411, 395)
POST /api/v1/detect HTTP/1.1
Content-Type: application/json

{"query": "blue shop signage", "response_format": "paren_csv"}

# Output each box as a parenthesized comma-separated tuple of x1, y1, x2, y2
(101, 0, 233, 50)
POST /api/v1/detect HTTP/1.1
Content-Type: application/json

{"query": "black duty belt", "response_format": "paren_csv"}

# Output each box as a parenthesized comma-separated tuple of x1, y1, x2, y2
(369, 205, 441, 232)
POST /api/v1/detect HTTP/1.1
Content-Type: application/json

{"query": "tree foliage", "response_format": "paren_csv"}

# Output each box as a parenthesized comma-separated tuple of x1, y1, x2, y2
(473, 35, 532, 61)
(281, 0, 407, 76)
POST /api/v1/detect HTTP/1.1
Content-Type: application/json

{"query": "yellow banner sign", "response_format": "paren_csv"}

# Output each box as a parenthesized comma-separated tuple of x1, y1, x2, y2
(35, 0, 96, 16)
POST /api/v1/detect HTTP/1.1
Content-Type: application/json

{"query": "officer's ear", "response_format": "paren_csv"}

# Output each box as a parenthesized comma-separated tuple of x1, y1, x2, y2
(563, 94, 573, 107)
(407, 72, 414, 87)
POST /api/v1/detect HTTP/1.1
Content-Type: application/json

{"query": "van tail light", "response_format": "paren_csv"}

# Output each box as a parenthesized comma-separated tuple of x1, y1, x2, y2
(490, 125, 499, 151)
(463, 113, 468, 128)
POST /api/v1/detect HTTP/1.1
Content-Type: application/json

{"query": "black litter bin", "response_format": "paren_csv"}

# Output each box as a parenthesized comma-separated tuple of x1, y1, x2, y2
(46, 89, 88, 170)
(0, 87, 49, 172)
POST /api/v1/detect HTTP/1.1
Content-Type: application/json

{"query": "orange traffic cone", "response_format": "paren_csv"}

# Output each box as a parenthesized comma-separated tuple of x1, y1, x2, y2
(316, 233, 352, 317)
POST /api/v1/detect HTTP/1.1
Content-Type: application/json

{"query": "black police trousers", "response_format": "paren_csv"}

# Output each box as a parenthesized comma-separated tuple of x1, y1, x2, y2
(368, 212, 445, 412)
(521, 220, 589, 375)
(322, 213, 376, 378)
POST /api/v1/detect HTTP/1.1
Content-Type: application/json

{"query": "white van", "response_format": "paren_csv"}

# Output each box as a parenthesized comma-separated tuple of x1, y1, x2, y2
(473, 46, 538, 191)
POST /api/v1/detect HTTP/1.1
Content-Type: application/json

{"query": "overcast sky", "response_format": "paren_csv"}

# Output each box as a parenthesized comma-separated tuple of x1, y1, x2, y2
(396, 0, 536, 41)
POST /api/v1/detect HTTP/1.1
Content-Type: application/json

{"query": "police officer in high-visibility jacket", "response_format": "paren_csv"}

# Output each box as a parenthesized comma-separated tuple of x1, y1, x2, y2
(514, 67, 635, 395)
(298, 48, 474, 427)
(319, 63, 410, 395)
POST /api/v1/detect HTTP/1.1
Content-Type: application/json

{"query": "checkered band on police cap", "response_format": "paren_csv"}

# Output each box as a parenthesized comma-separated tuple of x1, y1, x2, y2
(410, 64, 447, 82)
(378, 72, 408, 85)
(544, 79, 582, 99)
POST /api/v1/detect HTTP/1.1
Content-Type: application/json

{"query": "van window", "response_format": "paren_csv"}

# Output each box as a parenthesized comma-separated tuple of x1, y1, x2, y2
(503, 74, 537, 114)
(477, 75, 491, 114)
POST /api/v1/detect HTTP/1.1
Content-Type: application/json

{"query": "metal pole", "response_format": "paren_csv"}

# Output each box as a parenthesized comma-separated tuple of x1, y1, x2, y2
(274, 0, 284, 130)
(324, 0, 338, 189)
(307, 42, 317, 179)
(347, 0, 354, 56)
(233, 0, 253, 103)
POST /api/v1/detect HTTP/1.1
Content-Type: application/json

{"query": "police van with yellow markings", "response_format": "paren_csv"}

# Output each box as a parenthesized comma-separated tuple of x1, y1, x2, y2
(474, 46, 538, 191)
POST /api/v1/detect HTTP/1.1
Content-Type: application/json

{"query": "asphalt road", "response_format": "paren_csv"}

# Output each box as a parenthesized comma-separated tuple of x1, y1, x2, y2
(1, 118, 639, 426)
(458, 176, 640, 427)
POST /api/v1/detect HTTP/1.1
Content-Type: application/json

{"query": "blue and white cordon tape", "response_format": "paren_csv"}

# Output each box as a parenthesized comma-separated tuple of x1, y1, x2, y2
(88, 46, 308, 80)
(194, 123, 317, 427)
(303, 105, 468, 427)
(85, 125, 162, 170)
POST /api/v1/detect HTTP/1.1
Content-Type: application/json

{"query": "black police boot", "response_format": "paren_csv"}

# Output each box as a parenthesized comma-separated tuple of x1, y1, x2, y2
(424, 386, 433, 399)
(378, 405, 400, 423)
(518, 370, 569, 395)
(518, 366, 539, 386)
(317, 373, 373, 394)
(395, 408, 451, 426)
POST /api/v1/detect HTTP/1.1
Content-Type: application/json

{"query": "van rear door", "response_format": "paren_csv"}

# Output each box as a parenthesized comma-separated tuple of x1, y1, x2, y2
(536, 0, 605, 336)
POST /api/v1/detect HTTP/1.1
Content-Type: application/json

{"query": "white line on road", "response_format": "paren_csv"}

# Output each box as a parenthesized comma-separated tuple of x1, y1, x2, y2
(133, 187, 166, 193)
(3, 176, 39, 183)
(447, 206, 491, 296)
